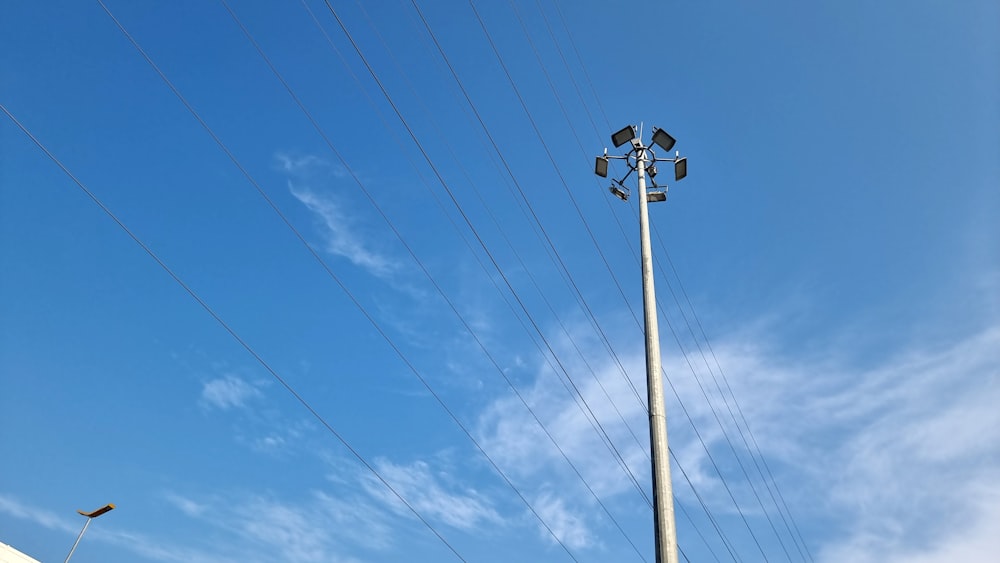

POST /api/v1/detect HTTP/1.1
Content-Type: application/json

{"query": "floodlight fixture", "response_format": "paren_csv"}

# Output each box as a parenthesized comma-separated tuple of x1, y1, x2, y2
(595, 155, 609, 177)
(647, 191, 667, 203)
(651, 127, 676, 152)
(647, 164, 658, 178)
(611, 125, 636, 148)
(609, 185, 629, 201)
(674, 157, 687, 181)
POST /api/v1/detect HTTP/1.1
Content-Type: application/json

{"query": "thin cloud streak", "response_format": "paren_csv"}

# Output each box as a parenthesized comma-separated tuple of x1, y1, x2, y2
(289, 185, 397, 279)
(361, 458, 502, 533)
(162, 490, 377, 563)
(697, 321, 1000, 562)
(473, 301, 1000, 561)
(0, 493, 237, 563)
(276, 152, 398, 279)
(533, 491, 597, 550)
(200, 374, 262, 411)
(0, 494, 77, 535)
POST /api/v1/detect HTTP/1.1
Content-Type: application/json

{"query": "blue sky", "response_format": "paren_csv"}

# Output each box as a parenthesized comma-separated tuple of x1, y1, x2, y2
(2, 1, 998, 562)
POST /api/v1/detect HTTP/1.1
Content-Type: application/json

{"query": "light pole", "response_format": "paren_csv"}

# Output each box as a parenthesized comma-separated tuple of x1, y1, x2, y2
(64, 503, 114, 563)
(596, 125, 687, 563)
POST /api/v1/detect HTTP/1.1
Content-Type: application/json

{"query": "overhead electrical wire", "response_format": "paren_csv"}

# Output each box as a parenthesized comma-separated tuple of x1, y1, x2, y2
(650, 238, 796, 562)
(541, 2, 817, 559)
(656, 243, 817, 563)
(392, 0, 659, 508)
(351, 0, 657, 486)
(503, 23, 757, 556)
(545, 13, 815, 556)
(529, 0, 643, 290)
(498, 2, 779, 559)
(92, 0, 648, 556)
(87, 0, 814, 560)
(351, 0, 653, 471)
(317, 0, 656, 535)
(418, 0, 649, 428)
(670, 448, 739, 563)
(93, 0, 579, 558)
(349, 0, 655, 502)
(549, 1, 613, 132)
(0, 101, 469, 563)
(290, 0, 654, 557)
(456, 0, 652, 419)
(345, 4, 766, 560)
(466, 1, 816, 559)
(413, 0, 778, 558)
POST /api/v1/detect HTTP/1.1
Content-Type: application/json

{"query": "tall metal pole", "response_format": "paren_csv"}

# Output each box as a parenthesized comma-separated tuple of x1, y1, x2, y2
(637, 147, 679, 563)
(63, 518, 92, 563)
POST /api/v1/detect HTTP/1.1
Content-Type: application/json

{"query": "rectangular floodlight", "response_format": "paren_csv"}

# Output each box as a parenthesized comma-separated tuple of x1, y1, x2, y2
(651, 127, 676, 152)
(595, 156, 608, 177)
(647, 191, 667, 202)
(611, 125, 636, 148)
(674, 157, 687, 181)
(609, 185, 629, 201)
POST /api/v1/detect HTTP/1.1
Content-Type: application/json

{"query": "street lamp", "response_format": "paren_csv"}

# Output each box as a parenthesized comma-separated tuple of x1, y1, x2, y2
(594, 124, 688, 563)
(64, 503, 115, 563)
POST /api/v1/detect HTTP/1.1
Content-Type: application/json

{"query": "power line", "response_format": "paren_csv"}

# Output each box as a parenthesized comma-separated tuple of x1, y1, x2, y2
(318, 0, 654, 537)
(89, 1, 813, 560)
(422, 0, 650, 435)
(549, 0, 613, 132)
(656, 244, 816, 562)
(1, 100, 469, 563)
(458, 0, 650, 418)
(457, 2, 790, 559)
(93, 0, 577, 557)
(535, 4, 813, 558)
(501, 4, 786, 559)
(650, 231, 797, 561)
(288, 1, 652, 557)
(671, 449, 741, 563)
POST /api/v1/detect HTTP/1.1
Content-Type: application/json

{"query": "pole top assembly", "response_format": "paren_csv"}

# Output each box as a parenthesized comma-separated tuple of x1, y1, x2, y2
(594, 124, 690, 563)
(595, 124, 689, 202)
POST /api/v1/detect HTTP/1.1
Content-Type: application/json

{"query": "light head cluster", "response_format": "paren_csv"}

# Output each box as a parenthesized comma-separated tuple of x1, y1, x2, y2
(594, 124, 689, 202)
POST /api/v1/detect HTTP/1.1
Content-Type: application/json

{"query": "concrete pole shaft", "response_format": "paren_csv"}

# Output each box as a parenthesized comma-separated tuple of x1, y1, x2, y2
(637, 147, 679, 563)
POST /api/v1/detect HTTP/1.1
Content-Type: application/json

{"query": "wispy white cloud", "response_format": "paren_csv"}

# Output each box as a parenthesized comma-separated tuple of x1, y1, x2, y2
(362, 458, 502, 532)
(162, 492, 207, 518)
(470, 329, 654, 549)
(276, 153, 332, 176)
(475, 328, 652, 504)
(250, 433, 287, 453)
(802, 328, 1000, 563)
(533, 491, 596, 550)
(200, 374, 261, 411)
(289, 186, 397, 278)
(0, 493, 236, 563)
(275, 152, 398, 279)
(473, 295, 1000, 561)
(0, 494, 77, 534)
(163, 490, 379, 563)
(670, 320, 1000, 562)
